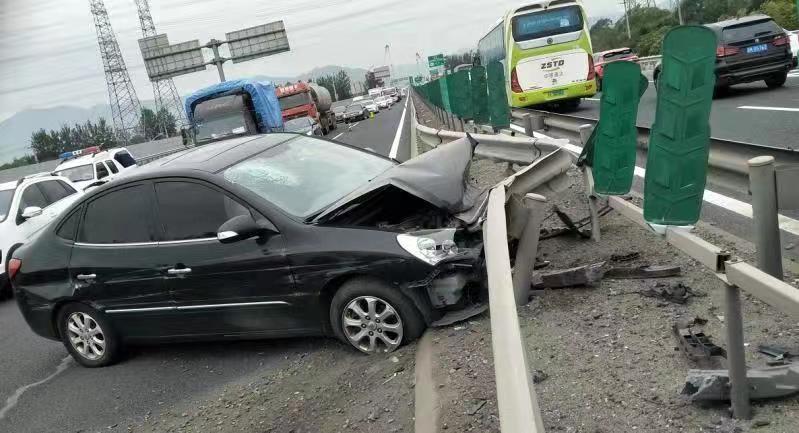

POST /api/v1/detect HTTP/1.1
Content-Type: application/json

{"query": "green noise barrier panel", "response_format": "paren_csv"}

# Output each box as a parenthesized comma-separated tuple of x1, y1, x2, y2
(644, 25, 717, 226)
(486, 61, 510, 128)
(448, 70, 473, 119)
(470, 66, 490, 125)
(580, 61, 648, 195)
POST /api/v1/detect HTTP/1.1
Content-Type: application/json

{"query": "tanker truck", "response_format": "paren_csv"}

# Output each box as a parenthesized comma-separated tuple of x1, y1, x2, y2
(276, 82, 337, 135)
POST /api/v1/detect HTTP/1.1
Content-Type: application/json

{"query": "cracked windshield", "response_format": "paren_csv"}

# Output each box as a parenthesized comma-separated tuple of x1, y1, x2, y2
(2, 0, 799, 432)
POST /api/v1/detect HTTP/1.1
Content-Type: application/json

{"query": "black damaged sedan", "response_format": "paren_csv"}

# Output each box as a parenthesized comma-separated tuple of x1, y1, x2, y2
(10, 133, 487, 367)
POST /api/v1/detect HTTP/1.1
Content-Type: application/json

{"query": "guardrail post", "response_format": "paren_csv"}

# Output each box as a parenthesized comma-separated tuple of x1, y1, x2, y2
(725, 282, 752, 420)
(579, 124, 601, 242)
(523, 114, 545, 137)
(748, 156, 784, 278)
(512, 194, 547, 306)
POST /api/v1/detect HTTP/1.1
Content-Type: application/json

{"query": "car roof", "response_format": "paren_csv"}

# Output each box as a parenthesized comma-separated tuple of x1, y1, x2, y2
(128, 133, 299, 177)
(55, 149, 123, 171)
(706, 14, 773, 31)
(0, 173, 69, 192)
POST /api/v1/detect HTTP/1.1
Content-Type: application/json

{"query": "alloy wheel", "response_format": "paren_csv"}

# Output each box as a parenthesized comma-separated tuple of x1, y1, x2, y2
(341, 296, 403, 353)
(66, 312, 106, 360)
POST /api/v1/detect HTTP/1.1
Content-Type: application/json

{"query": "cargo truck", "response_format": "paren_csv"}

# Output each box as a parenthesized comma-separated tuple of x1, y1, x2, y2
(184, 79, 284, 145)
(276, 82, 337, 135)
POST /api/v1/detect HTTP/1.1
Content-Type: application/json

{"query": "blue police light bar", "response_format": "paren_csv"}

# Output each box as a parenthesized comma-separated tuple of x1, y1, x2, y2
(59, 146, 101, 161)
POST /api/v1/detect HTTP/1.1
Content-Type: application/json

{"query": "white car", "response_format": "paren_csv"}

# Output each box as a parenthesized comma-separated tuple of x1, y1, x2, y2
(53, 147, 138, 190)
(789, 30, 799, 66)
(362, 99, 380, 114)
(375, 96, 392, 109)
(0, 174, 83, 299)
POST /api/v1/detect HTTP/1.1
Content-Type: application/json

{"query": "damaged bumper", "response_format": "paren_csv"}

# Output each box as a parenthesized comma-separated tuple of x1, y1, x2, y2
(407, 246, 485, 310)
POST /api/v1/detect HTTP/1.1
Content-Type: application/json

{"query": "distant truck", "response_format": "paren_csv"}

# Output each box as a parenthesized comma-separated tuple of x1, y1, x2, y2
(184, 79, 283, 145)
(368, 88, 383, 98)
(276, 82, 337, 135)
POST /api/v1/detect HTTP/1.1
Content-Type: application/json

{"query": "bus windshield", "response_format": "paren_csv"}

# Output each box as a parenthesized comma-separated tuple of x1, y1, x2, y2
(512, 5, 583, 42)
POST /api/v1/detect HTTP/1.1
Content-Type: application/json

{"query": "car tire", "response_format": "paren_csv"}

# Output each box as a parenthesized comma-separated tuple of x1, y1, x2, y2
(57, 303, 120, 367)
(765, 72, 787, 89)
(330, 277, 425, 354)
(714, 85, 730, 98)
(596, 77, 602, 92)
(0, 280, 11, 300)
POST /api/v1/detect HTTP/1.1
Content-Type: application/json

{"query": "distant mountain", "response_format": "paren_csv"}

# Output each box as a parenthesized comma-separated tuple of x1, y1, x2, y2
(0, 64, 415, 164)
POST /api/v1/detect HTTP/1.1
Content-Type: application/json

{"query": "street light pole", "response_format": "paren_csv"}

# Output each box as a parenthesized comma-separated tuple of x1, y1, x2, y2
(208, 39, 226, 82)
(677, 0, 684, 25)
(623, 0, 632, 39)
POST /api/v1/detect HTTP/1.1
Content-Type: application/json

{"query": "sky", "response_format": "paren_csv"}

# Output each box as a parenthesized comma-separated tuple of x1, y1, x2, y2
(0, 0, 632, 121)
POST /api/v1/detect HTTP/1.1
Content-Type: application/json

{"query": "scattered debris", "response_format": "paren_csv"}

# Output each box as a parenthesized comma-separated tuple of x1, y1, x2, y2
(466, 399, 487, 416)
(682, 364, 799, 401)
(672, 319, 726, 365)
(757, 345, 796, 365)
(752, 419, 771, 428)
(552, 206, 592, 239)
(641, 282, 702, 304)
(430, 303, 488, 328)
(532, 369, 549, 384)
(610, 251, 641, 262)
(605, 264, 681, 279)
(533, 260, 551, 270)
(532, 262, 605, 289)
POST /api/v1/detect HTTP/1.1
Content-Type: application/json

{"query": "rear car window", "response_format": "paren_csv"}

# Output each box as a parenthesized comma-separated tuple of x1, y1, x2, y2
(78, 185, 154, 244)
(723, 19, 781, 43)
(154, 181, 250, 241)
(19, 184, 49, 212)
(56, 207, 82, 241)
(113, 151, 136, 168)
(105, 161, 119, 174)
(95, 163, 109, 180)
(0, 189, 13, 222)
(512, 5, 583, 42)
(37, 180, 76, 203)
(55, 164, 94, 182)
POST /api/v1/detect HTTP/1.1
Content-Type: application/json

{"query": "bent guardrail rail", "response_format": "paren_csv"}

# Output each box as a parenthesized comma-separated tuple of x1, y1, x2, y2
(484, 186, 546, 433)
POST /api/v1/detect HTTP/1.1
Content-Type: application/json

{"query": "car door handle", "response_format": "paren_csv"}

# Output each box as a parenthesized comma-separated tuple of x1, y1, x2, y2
(76, 274, 96, 281)
(167, 268, 192, 275)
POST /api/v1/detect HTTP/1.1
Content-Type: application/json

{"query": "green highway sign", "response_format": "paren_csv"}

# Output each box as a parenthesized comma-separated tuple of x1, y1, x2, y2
(428, 54, 445, 68)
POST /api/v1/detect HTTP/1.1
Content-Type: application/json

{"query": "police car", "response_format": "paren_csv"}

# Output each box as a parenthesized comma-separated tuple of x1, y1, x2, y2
(52, 147, 138, 190)
(1, 173, 83, 299)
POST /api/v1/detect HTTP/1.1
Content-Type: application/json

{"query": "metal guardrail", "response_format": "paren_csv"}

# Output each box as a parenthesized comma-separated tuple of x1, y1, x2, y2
(483, 186, 546, 433)
(637, 55, 661, 71)
(411, 92, 571, 432)
(135, 146, 189, 165)
(512, 108, 799, 192)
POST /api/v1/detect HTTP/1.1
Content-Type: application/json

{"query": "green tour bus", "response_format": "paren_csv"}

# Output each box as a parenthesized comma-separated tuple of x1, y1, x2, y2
(478, 0, 597, 109)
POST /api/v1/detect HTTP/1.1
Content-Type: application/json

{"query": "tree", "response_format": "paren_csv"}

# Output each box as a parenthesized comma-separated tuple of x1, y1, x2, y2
(140, 108, 159, 140)
(28, 117, 118, 162)
(155, 108, 178, 137)
(760, 0, 799, 28)
(590, 18, 624, 52)
(334, 70, 353, 100)
(445, 51, 475, 71)
(0, 155, 36, 170)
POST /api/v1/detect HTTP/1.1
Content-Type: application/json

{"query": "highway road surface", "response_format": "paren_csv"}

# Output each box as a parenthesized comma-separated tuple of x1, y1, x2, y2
(0, 99, 412, 433)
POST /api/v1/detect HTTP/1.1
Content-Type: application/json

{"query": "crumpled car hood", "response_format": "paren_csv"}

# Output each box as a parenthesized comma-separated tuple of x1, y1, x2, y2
(314, 135, 488, 226)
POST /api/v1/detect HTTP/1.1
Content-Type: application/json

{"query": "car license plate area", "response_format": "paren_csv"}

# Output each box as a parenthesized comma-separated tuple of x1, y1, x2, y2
(746, 44, 768, 54)
(546, 89, 566, 98)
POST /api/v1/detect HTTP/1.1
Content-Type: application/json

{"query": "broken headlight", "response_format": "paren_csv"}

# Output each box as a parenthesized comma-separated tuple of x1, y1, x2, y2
(397, 228, 459, 265)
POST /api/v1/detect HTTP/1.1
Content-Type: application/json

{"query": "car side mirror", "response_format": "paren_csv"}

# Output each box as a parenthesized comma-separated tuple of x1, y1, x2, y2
(217, 215, 274, 244)
(21, 206, 43, 220)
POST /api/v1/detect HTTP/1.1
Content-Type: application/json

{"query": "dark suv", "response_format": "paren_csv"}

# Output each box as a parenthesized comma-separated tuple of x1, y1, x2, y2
(654, 15, 794, 93)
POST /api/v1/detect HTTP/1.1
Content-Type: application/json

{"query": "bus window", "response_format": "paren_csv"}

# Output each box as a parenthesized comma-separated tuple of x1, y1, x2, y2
(512, 5, 583, 42)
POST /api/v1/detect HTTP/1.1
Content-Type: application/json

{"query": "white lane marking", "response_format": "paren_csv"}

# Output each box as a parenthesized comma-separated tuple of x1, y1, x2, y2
(585, 98, 600, 101)
(389, 97, 409, 160)
(332, 132, 344, 140)
(0, 356, 72, 420)
(352, 122, 360, 128)
(738, 105, 799, 112)
(510, 123, 799, 236)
